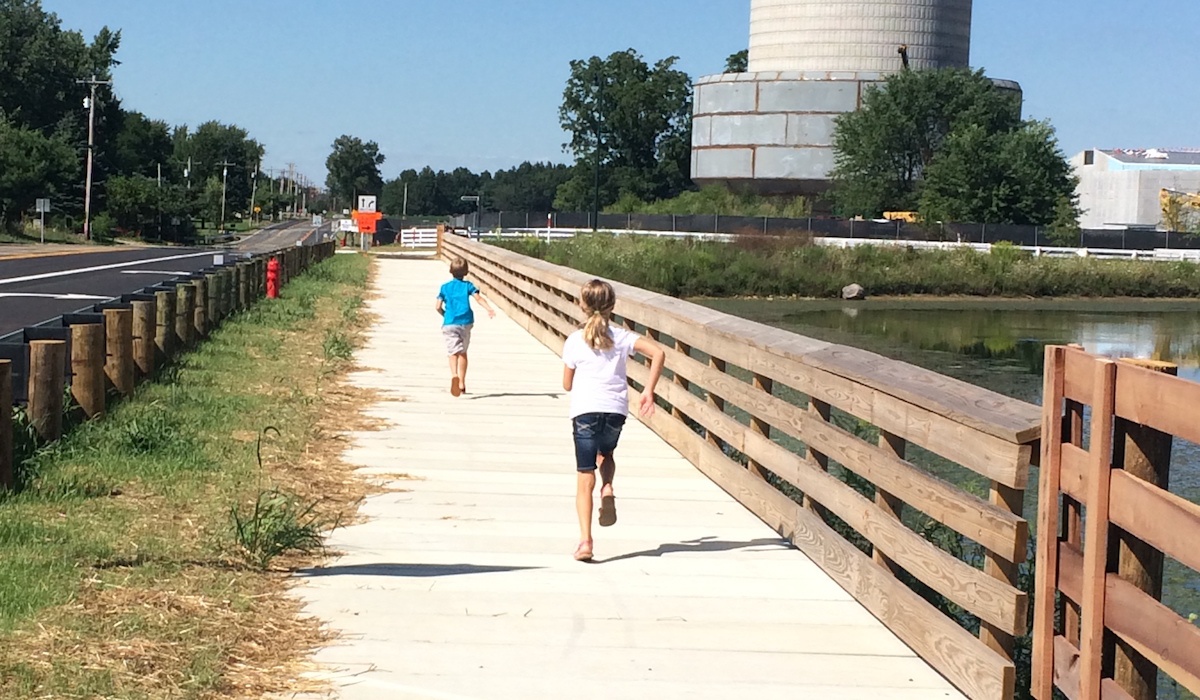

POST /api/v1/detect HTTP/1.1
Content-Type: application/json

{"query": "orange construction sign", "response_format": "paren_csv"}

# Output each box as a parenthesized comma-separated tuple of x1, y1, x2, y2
(352, 209, 384, 234)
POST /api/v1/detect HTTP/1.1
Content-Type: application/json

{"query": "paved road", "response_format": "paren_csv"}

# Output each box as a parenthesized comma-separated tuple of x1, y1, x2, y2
(0, 247, 223, 337)
(0, 221, 321, 338)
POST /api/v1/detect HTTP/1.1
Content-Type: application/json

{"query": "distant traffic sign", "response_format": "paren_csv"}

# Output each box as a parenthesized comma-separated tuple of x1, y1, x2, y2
(357, 195, 377, 213)
(35, 198, 50, 213)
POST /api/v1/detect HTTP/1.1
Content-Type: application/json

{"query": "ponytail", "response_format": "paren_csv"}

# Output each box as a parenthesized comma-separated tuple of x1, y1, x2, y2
(579, 279, 616, 351)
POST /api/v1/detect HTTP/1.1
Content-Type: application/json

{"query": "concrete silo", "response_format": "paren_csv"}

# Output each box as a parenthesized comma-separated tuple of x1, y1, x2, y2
(691, 0, 1020, 195)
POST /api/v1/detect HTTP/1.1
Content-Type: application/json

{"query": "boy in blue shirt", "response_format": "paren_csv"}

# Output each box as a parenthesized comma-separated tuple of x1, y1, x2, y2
(436, 256, 495, 396)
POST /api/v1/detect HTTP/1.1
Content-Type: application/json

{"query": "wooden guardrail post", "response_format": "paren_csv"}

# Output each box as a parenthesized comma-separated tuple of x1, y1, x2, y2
(70, 322, 105, 419)
(1, 359, 12, 490)
(28, 340, 66, 441)
(103, 307, 134, 396)
(192, 277, 208, 337)
(237, 262, 249, 309)
(154, 288, 176, 364)
(132, 299, 156, 379)
(228, 265, 239, 313)
(206, 272, 221, 327)
(1111, 358, 1177, 700)
(175, 283, 196, 348)
(748, 374, 773, 479)
(981, 481, 1023, 662)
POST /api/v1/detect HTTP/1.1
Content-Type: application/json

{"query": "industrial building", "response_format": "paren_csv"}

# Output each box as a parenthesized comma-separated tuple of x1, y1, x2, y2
(691, 0, 1019, 195)
(1071, 148, 1200, 230)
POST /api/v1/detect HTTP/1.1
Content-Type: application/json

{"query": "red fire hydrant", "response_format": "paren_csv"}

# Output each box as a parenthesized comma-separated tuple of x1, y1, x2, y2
(266, 256, 280, 299)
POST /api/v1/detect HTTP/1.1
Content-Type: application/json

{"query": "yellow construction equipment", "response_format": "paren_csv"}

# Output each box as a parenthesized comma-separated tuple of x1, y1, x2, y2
(1160, 188, 1200, 232)
(883, 211, 920, 223)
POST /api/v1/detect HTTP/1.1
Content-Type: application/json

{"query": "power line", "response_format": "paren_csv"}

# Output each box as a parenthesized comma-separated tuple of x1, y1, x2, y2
(77, 75, 112, 241)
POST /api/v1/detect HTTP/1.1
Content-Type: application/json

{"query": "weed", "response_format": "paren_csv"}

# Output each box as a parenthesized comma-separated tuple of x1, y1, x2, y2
(322, 329, 353, 363)
(230, 488, 332, 570)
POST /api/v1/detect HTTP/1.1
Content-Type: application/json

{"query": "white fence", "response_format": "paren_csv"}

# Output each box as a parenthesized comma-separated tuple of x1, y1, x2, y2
(393, 225, 1200, 263)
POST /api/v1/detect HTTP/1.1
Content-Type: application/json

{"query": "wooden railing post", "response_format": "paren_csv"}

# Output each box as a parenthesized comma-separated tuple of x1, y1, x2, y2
(1111, 358, 1177, 700)
(874, 431, 907, 576)
(192, 277, 208, 337)
(706, 357, 726, 450)
(804, 398, 831, 516)
(70, 322, 105, 419)
(748, 374, 773, 479)
(1, 359, 12, 490)
(103, 307, 135, 396)
(672, 341, 691, 421)
(238, 262, 250, 309)
(981, 481, 1024, 663)
(28, 340, 66, 442)
(132, 299, 156, 379)
(175, 283, 196, 349)
(154, 288, 176, 364)
(227, 265, 240, 314)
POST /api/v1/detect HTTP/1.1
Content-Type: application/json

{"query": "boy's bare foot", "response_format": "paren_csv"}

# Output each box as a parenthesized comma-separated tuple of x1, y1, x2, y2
(450, 376, 462, 397)
(598, 494, 617, 527)
(573, 540, 594, 562)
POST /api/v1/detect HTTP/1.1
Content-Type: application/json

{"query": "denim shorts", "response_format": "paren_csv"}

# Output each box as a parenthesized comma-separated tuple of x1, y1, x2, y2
(571, 413, 626, 472)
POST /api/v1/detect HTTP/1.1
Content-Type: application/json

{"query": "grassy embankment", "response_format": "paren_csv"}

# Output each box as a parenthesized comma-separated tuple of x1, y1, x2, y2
(496, 234, 1200, 298)
(0, 253, 372, 699)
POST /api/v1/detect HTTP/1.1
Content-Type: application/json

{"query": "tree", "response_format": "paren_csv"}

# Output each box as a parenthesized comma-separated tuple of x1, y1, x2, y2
(110, 110, 172, 178)
(180, 121, 263, 218)
(103, 174, 157, 233)
(557, 49, 693, 211)
(918, 120, 1079, 226)
(724, 50, 748, 73)
(325, 135, 384, 205)
(0, 116, 76, 232)
(830, 68, 1025, 218)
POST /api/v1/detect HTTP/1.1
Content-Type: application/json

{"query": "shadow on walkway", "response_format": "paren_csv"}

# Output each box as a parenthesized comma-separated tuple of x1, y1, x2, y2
(466, 392, 564, 400)
(298, 563, 541, 578)
(597, 536, 791, 564)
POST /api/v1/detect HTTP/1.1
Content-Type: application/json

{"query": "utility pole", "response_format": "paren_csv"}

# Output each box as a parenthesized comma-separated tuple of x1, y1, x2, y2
(216, 160, 237, 234)
(77, 75, 112, 241)
(249, 160, 260, 225)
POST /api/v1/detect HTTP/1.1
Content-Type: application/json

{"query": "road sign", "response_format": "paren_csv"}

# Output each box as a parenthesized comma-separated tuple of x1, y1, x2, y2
(337, 219, 357, 233)
(355, 210, 383, 234)
(35, 198, 50, 213)
(357, 195, 377, 213)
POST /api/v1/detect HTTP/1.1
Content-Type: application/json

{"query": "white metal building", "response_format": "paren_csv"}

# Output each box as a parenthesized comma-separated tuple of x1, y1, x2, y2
(1071, 149, 1200, 230)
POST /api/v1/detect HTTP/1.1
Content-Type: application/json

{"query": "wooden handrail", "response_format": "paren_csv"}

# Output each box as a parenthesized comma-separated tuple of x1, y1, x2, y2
(442, 235, 1043, 700)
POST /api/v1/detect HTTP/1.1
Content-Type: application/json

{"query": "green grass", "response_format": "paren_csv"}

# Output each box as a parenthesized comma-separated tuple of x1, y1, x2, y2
(495, 234, 1200, 298)
(0, 252, 370, 698)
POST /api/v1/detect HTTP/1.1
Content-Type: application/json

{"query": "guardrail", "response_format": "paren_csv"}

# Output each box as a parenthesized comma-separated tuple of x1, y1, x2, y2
(1034, 347, 1200, 700)
(440, 232, 1042, 700)
(0, 241, 337, 490)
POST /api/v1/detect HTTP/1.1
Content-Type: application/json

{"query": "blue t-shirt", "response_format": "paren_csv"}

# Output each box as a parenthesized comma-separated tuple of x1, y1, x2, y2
(437, 278, 479, 326)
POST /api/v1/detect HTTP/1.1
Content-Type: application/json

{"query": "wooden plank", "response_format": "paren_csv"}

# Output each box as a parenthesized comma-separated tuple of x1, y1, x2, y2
(1059, 442, 1089, 502)
(874, 431, 906, 575)
(1114, 361, 1200, 446)
(1063, 348, 1095, 404)
(1033, 346, 1067, 700)
(638, 368, 1026, 637)
(1050, 636, 1137, 700)
(747, 373, 772, 479)
(805, 397, 831, 518)
(1064, 399, 1085, 648)
(706, 356, 726, 450)
(1079, 358, 1118, 700)
(981, 481, 1025, 657)
(1109, 469, 1200, 575)
(635, 399, 1015, 700)
(659, 344, 1026, 561)
(803, 344, 1042, 443)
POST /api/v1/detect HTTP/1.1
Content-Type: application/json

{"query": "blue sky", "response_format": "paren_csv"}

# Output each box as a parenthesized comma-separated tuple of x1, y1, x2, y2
(44, 1, 1199, 186)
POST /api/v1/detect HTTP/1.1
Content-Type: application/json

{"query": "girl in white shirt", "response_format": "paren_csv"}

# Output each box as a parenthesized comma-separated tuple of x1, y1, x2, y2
(562, 279, 665, 562)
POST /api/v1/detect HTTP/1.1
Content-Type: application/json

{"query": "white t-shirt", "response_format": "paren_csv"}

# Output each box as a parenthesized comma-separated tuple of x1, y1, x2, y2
(562, 326, 639, 418)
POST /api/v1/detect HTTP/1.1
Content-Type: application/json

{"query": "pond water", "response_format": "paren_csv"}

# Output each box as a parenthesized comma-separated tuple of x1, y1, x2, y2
(701, 297, 1200, 665)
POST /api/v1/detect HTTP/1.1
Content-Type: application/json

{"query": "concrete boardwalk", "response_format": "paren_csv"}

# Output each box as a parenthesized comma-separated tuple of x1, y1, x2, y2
(293, 257, 964, 700)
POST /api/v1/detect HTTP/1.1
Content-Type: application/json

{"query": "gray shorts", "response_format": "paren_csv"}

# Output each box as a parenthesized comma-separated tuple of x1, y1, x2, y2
(442, 324, 473, 355)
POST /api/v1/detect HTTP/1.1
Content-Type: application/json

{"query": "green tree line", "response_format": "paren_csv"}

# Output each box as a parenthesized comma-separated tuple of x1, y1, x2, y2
(1, 0, 304, 241)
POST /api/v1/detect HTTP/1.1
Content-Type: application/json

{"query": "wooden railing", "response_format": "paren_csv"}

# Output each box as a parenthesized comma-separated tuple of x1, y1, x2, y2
(1034, 346, 1200, 700)
(441, 234, 1042, 700)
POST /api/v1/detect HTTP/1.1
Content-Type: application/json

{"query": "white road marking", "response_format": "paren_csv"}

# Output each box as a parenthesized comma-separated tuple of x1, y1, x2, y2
(120, 270, 190, 275)
(0, 292, 110, 301)
(0, 251, 216, 286)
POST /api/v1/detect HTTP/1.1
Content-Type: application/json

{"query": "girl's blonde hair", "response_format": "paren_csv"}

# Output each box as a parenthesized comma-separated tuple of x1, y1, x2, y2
(580, 279, 616, 351)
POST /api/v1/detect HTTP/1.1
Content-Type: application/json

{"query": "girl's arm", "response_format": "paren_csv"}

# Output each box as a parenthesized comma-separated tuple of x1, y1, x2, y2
(562, 365, 575, 392)
(472, 291, 496, 319)
(632, 336, 666, 417)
